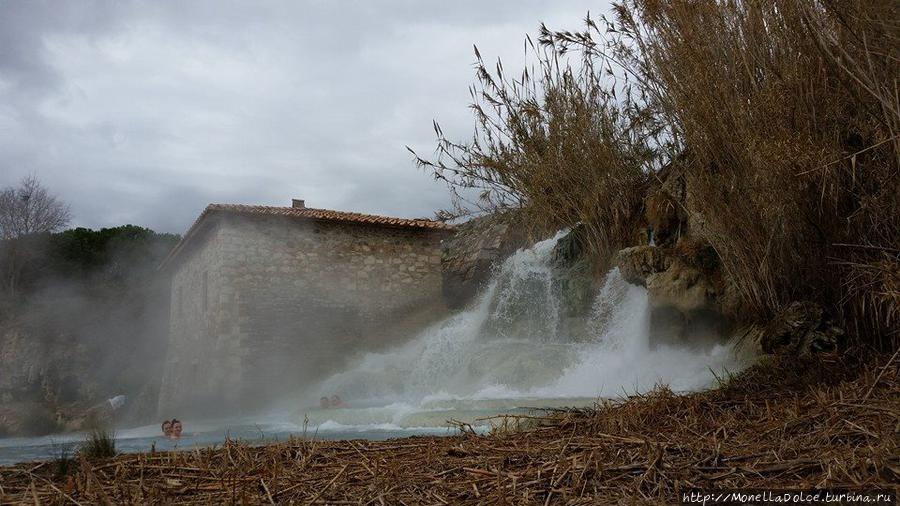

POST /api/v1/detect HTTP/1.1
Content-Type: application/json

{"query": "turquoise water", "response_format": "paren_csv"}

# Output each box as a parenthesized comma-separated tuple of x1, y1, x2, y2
(0, 397, 598, 466)
(0, 233, 754, 466)
(0, 419, 458, 466)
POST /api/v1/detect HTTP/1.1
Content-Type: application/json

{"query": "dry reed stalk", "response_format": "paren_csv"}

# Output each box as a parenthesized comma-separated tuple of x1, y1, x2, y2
(416, 0, 899, 349)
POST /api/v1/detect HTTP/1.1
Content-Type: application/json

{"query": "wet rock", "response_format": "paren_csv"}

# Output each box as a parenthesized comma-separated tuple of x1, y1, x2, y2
(644, 191, 685, 247)
(644, 257, 729, 346)
(551, 225, 597, 318)
(441, 213, 527, 309)
(616, 245, 670, 286)
(617, 242, 732, 346)
(761, 301, 843, 355)
(550, 224, 587, 268)
(646, 257, 716, 315)
(0, 401, 61, 437)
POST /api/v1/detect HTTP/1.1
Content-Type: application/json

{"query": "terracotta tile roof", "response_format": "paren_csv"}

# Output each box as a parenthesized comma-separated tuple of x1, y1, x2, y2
(160, 203, 454, 270)
(203, 203, 455, 230)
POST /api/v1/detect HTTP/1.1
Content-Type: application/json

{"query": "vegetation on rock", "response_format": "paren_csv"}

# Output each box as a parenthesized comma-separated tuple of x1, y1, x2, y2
(416, 0, 899, 350)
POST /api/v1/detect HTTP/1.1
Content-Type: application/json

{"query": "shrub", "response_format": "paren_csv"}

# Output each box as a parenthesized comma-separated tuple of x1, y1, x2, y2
(411, 34, 651, 266)
(79, 427, 116, 459)
(52, 445, 77, 478)
(607, 0, 899, 347)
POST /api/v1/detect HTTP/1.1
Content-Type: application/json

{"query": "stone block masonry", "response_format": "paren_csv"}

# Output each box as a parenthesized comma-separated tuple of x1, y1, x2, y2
(157, 204, 452, 416)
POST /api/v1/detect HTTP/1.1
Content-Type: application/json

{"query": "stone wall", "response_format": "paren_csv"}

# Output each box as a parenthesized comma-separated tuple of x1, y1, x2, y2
(158, 219, 235, 416)
(158, 214, 448, 416)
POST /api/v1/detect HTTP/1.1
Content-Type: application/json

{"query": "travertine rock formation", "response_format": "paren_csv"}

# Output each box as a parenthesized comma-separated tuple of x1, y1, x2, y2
(440, 213, 527, 309)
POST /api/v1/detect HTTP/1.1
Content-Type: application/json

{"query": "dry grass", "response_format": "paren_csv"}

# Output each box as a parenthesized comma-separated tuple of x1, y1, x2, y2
(411, 27, 650, 268)
(416, 0, 899, 349)
(79, 428, 116, 460)
(1, 352, 896, 505)
(612, 0, 900, 347)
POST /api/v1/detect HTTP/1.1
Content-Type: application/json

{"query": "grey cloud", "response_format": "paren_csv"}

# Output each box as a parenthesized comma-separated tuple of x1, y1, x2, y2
(0, 0, 606, 233)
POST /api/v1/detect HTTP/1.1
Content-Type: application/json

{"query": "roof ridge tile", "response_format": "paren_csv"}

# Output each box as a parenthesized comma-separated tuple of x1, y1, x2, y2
(159, 202, 454, 270)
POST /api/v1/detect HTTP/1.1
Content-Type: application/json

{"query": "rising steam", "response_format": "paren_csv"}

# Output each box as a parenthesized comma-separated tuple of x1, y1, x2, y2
(307, 231, 754, 429)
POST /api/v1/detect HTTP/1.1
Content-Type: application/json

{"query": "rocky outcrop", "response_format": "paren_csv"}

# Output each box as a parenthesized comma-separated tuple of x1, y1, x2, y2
(619, 158, 847, 355)
(440, 213, 527, 308)
(761, 301, 843, 355)
(616, 245, 718, 313)
(0, 317, 163, 437)
(550, 224, 598, 318)
(0, 326, 95, 436)
(616, 245, 670, 286)
(616, 243, 729, 345)
(645, 257, 716, 315)
(617, 244, 844, 354)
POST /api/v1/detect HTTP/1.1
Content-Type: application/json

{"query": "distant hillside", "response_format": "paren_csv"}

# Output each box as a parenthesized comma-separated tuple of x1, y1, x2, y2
(0, 225, 179, 436)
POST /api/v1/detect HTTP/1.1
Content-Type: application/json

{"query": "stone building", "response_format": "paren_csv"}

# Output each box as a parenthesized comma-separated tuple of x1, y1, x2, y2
(157, 200, 453, 416)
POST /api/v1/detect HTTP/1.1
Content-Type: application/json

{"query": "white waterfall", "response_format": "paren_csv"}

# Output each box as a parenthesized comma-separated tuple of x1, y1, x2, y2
(313, 231, 752, 427)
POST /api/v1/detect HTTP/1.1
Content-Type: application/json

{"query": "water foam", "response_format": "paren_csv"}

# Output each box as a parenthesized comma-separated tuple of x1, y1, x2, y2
(313, 231, 754, 427)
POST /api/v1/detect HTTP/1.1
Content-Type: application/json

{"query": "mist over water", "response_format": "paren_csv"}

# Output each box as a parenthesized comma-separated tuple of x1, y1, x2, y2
(310, 231, 753, 428)
(0, 230, 755, 464)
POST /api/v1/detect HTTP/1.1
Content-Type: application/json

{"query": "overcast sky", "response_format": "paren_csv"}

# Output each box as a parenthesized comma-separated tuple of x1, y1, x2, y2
(0, 1, 606, 233)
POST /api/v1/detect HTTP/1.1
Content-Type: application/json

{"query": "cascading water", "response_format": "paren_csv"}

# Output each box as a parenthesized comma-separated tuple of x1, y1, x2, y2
(310, 231, 753, 429)
(0, 231, 755, 465)
(538, 269, 744, 398)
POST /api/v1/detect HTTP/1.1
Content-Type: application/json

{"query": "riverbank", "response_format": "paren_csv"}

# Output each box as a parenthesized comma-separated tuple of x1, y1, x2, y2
(0, 352, 896, 504)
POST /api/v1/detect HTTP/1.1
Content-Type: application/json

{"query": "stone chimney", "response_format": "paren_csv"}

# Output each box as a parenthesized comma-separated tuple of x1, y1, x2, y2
(292, 199, 305, 209)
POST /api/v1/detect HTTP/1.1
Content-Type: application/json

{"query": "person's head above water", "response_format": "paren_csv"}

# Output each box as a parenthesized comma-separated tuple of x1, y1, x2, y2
(161, 420, 172, 436)
(330, 395, 343, 407)
(319, 396, 330, 409)
(170, 419, 183, 437)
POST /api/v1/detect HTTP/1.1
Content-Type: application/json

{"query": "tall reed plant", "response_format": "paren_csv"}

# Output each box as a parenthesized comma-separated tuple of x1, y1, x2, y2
(416, 0, 899, 348)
